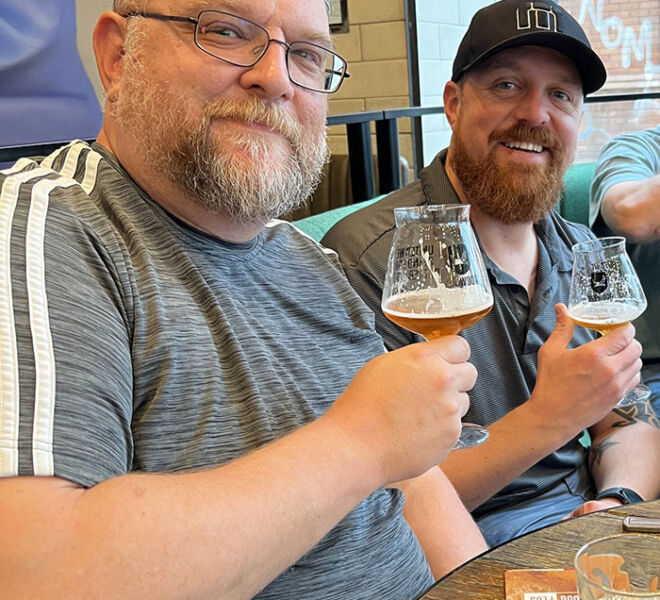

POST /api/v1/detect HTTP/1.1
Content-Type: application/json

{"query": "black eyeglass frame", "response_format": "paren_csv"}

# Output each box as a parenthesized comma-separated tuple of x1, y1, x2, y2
(120, 10, 351, 93)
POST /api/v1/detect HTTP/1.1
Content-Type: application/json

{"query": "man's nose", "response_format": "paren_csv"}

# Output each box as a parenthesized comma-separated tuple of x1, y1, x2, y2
(239, 40, 296, 101)
(512, 88, 551, 127)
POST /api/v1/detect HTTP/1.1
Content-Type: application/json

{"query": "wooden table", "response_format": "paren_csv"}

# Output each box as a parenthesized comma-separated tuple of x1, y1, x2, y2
(418, 500, 660, 599)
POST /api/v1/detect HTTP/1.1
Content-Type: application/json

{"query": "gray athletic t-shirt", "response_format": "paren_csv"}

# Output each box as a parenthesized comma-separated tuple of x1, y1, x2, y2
(0, 141, 433, 599)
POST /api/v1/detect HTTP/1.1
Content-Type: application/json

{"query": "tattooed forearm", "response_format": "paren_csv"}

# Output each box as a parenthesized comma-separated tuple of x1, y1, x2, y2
(589, 439, 619, 469)
(589, 403, 660, 469)
(611, 403, 660, 429)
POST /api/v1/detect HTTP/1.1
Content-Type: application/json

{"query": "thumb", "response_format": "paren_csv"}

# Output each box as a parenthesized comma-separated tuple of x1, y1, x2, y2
(546, 303, 576, 349)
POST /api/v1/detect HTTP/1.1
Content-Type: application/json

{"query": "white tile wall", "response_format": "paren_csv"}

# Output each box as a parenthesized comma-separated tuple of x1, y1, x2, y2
(416, 0, 460, 24)
(422, 130, 452, 164)
(458, 0, 493, 25)
(438, 24, 465, 60)
(417, 22, 440, 59)
(416, 0, 492, 165)
(418, 60, 448, 97)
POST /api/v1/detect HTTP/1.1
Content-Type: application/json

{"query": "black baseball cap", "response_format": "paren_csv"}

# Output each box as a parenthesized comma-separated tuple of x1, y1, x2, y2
(452, 0, 606, 95)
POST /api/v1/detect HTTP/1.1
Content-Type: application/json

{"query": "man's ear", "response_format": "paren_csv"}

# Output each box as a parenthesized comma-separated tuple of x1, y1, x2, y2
(443, 81, 461, 131)
(93, 11, 130, 104)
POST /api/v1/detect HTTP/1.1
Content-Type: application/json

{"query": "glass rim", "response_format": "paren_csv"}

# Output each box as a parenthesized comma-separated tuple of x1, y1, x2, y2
(571, 236, 627, 254)
(574, 532, 660, 597)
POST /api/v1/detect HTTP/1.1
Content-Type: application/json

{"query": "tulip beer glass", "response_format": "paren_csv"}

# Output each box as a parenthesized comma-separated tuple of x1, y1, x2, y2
(382, 204, 493, 449)
(568, 236, 648, 407)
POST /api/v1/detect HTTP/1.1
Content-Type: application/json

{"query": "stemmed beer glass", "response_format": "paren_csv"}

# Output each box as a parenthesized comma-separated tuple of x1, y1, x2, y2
(568, 236, 649, 407)
(381, 204, 493, 449)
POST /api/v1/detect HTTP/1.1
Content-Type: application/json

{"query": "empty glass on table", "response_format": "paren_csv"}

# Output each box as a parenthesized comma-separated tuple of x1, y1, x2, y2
(575, 533, 660, 599)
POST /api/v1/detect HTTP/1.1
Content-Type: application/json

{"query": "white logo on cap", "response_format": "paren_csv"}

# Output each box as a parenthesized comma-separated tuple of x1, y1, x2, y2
(516, 2, 558, 32)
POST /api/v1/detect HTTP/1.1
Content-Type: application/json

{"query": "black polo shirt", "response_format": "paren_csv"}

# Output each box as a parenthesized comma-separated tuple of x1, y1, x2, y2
(323, 149, 597, 518)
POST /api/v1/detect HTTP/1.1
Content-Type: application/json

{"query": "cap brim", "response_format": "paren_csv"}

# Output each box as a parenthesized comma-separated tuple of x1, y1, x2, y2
(453, 31, 607, 95)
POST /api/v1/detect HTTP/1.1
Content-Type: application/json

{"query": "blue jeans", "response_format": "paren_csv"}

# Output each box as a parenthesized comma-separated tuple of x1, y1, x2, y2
(476, 463, 595, 548)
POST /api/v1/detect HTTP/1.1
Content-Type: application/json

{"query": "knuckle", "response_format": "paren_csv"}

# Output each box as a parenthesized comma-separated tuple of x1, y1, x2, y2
(442, 395, 463, 420)
(600, 363, 618, 382)
(408, 341, 433, 363)
(434, 368, 455, 392)
(581, 345, 603, 367)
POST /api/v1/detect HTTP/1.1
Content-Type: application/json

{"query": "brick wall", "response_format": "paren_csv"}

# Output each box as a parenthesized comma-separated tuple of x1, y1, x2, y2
(562, 0, 659, 93)
(559, 0, 660, 162)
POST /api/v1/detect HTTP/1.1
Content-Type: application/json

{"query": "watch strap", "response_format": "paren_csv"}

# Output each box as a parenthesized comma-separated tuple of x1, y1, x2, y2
(595, 487, 644, 504)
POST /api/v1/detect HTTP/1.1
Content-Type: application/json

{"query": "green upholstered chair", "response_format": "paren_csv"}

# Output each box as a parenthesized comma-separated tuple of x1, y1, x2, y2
(292, 195, 385, 241)
(558, 162, 596, 227)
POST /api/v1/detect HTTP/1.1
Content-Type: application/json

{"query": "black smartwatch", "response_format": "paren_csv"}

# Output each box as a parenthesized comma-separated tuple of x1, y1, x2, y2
(595, 487, 644, 505)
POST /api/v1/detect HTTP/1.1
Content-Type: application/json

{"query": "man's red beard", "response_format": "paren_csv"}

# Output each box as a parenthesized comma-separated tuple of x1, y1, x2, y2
(449, 122, 568, 224)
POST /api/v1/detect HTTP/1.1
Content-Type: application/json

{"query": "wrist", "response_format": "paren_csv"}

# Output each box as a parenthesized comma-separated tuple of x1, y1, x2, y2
(314, 412, 386, 493)
(595, 487, 644, 505)
(520, 393, 580, 447)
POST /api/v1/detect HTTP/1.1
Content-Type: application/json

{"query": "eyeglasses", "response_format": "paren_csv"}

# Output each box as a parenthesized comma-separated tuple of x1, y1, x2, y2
(121, 10, 350, 94)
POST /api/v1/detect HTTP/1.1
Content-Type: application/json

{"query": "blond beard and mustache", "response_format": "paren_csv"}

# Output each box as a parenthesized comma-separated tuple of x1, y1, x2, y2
(111, 30, 329, 224)
(449, 121, 568, 224)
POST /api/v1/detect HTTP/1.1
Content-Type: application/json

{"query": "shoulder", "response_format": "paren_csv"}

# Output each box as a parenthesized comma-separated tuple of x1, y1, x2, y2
(1, 145, 95, 234)
(1, 142, 141, 280)
(599, 126, 660, 156)
(321, 179, 426, 265)
(2, 142, 132, 234)
(2, 141, 107, 206)
(265, 219, 346, 272)
(264, 219, 383, 327)
(591, 128, 660, 213)
(595, 127, 660, 173)
(321, 149, 455, 265)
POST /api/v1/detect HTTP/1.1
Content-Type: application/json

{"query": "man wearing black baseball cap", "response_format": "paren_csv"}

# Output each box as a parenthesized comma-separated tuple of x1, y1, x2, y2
(451, 0, 606, 94)
(323, 0, 660, 546)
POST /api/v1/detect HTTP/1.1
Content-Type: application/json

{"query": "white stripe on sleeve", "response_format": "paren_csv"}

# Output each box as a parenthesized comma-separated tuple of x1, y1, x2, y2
(0, 167, 52, 476)
(0, 144, 101, 476)
(27, 178, 77, 475)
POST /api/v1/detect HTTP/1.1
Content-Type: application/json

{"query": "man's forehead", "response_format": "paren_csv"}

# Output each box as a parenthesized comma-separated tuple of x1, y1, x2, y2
(160, 0, 332, 44)
(171, 0, 252, 13)
(166, 0, 324, 19)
